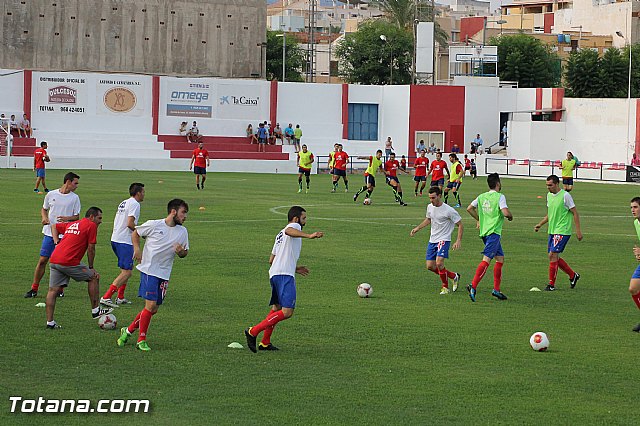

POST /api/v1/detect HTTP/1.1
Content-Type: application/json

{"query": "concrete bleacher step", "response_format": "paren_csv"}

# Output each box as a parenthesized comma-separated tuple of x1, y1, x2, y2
(11, 137, 37, 147)
(158, 134, 288, 160)
(158, 135, 247, 144)
(11, 145, 170, 158)
(160, 141, 283, 152)
(169, 150, 289, 160)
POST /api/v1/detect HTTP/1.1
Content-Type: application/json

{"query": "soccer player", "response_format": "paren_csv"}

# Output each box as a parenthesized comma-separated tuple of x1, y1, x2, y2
(189, 141, 210, 190)
(470, 159, 477, 180)
(629, 197, 640, 332)
(410, 187, 463, 294)
(332, 144, 349, 192)
(297, 144, 314, 193)
(328, 143, 338, 191)
(33, 141, 50, 193)
(534, 175, 582, 291)
(444, 153, 464, 208)
(24, 172, 81, 298)
(354, 150, 384, 202)
(466, 173, 513, 302)
(413, 150, 429, 196)
(116, 199, 189, 352)
(45, 207, 113, 329)
(100, 183, 145, 307)
(429, 151, 449, 190)
(384, 152, 408, 206)
(244, 206, 324, 352)
(561, 151, 577, 192)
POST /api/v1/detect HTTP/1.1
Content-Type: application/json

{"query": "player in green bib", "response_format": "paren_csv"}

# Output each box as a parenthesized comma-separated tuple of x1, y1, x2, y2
(444, 153, 464, 208)
(534, 175, 583, 291)
(354, 150, 384, 203)
(297, 145, 314, 193)
(629, 197, 640, 332)
(466, 173, 513, 302)
(560, 151, 577, 192)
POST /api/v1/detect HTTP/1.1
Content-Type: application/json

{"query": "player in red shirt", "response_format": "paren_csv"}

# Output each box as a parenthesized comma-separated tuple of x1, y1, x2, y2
(400, 155, 407, 172)
(464, 154, 471, 173)
(384, 153, 408, 206)
(413, 149, 430, 196)
(45, 207, 113, 329)
(189, 141, 210, 190)
(331, 144, 349, 192)
(429, 151, 449, 191)
(33, 141, 50, 193)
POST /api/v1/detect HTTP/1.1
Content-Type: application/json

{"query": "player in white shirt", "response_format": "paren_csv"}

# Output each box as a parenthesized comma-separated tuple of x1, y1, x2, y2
(244, 206, 324, 353)
(410, 186, 464, 295)
(24, 172, 81, 298)
(116, 199, 189, 352)
(100, 183, 145, 307)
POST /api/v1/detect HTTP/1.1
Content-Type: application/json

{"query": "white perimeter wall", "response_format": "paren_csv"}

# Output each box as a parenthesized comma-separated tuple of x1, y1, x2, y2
(0, 69, 23, 117)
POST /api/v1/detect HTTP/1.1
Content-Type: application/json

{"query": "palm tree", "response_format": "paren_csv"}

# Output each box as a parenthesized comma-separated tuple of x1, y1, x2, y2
(369, 0, 448, 47)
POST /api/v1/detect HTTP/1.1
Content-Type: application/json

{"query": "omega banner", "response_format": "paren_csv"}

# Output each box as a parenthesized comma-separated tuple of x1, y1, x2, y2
(97, 76, 146, 116)
(166, 80, 213, 118)
(626, 165, 640, 183)
(35, 72, 87, 114)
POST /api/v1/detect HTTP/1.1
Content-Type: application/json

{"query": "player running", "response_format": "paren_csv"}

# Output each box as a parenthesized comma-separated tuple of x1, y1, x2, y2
(413, 150, 430, 196)
(629, 197, 640, 332)
(384, 153, 408, 206)
(410, 187, 463, 294)
(466, 173, 513, 302)
(534, 174, 582, 291)
(244, 206, 324, 352)
(100, 183, 145, 307)
(331, 144, 349, 192)
(444, 153, 464, 208)
(354, 150, 384, 202)
(297, 144, 314, 193)
(429, 151, 449, 191)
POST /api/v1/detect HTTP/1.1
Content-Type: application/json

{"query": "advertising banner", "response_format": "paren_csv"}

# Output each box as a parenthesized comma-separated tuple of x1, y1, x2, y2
(626, 165, 640, 183)
(97, 76, 146, 116)
(36, 73, 87, 114)
(216, 83, 263, 120)
(166, 81, 213, 118)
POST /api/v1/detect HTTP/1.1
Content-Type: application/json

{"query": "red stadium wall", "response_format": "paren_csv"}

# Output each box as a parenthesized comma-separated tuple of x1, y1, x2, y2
(408, 85, 465, 153)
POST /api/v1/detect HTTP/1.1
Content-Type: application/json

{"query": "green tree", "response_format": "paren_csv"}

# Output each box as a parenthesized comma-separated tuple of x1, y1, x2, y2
(489, 33, 560, 88)
(564, 49, 601, 97)
(369, 0, 448, 47)
(622, 44, 640, 98)
(597, 48, 627, 97)
(265, 30, 305, 82)
(335, 20, 413, 85)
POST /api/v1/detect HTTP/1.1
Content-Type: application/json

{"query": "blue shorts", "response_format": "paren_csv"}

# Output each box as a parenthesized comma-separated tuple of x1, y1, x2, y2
(269, 275, 297, 309)
(111, 241, 134, 270)
(632, 264, 640, 279)
(426, 241, 451, 260)
(431, 178, 445, 187)
(386, 176, 399, 185)
(414, 176, 427, 182)
(548, 234, 571, 253)
(365, 175, 376, 187)
(138, 272, 169, 305)
(35, 168, 45, 178)
(447, 181, 461, 190)
(40, 235, 55, 258)
(481, 233, 504, 259)
(562, 177, 574, 186)
(194, 166, 206, 175)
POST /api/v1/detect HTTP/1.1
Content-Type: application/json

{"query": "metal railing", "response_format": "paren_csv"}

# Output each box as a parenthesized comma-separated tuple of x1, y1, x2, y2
(485, 158, 629, 182)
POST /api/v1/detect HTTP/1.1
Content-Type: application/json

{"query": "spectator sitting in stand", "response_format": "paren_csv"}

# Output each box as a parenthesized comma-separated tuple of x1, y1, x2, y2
(470, 133, 483, 154)
(20, 114, 32, 138)
(416, 139, 426, 154)
(428, 142, 437, 154)
(451, 143, 460, 154)
(247, 124, 258, 144)
(9, 114, 19, 136)
(187, 121, 202, 143)
(284, 123, 294, 145)
(632, 153, 640, 166)
(267, 123, 277, 145)
(0, 114, 8, 132)
(179, 121, 188, 136)
(273, 123, 283, 144)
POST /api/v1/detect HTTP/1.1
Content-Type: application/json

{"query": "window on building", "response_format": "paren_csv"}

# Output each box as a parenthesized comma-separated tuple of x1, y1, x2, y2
(348, 103, 379, 141)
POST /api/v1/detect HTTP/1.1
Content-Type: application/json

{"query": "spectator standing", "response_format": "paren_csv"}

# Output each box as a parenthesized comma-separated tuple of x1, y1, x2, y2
(632, 153, 640, 166)
(293, 125, 302, 153)
(257, 122, 269, 153)
(501, 125, 508, 144)
(385, 136, 394, 160)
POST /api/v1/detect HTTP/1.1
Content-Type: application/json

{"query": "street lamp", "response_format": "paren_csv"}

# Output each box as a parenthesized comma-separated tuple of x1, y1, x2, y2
(380, 34, 393, 84)
(483, 18, 507, 46)
(617, 30, 633, 163)
(276, 33, 286, 82)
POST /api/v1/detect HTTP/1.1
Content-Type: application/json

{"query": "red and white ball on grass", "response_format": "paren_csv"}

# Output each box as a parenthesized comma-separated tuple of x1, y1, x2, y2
(98, 313, 117, 330)
(357, 283, 373, 298)
(529, 331, 549, 351)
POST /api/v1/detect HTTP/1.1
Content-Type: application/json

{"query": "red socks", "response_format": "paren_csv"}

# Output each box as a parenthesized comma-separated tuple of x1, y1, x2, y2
(251, 310, 286, 336)
(31, 283, 39, 291)
(493, 262, 503, 291)
(438, 268, 449, 288)
(127, 311, 142, 334)
(117, 284, 127, 299)
(447, 271, 456, 279)
(137, 309, 154, 343)
(558, 258, 575, 280)
(471, 261, 489, 289)
(261, 310, 277, 345)
(632, 292, 640, 310)
(103, 284, 118, 300)
(549, 261, 559, 286)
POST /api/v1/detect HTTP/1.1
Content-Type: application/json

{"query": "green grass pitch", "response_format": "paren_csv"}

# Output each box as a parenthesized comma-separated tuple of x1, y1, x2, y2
(1, 168, 639, 424)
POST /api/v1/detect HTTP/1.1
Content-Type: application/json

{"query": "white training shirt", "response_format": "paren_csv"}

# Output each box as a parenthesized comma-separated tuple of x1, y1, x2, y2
(42, 189, 81, 237)
(426, 202, 462, 243)
(269, 223, 302, 278)
(547, 191, 575, 210)
(111, 197, 141, 245)
(136, 219, 189, 280)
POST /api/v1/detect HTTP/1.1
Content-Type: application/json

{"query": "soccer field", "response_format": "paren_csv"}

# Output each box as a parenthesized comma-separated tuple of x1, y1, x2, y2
(1, 168, 639, 424)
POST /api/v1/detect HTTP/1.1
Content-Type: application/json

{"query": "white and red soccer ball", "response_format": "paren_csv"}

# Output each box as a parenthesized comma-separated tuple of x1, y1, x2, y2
(357, 283, 373, 298)
(363, 198, 372, 205)
(529, 331, 549, 351)
(98, 313, 117, 330)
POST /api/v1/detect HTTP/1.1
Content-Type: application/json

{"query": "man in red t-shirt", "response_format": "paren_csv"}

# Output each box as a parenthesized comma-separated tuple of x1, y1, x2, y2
(33, 141, 50, 193)
(429, 151, 450, 191)
(413, 150, 430, 196)
(45, 207, 112, 329)
(384, 153, 408, 206)
(464, 154, 471, 173)
(331, 144, 349, 192)
(189, 141, 210, 190)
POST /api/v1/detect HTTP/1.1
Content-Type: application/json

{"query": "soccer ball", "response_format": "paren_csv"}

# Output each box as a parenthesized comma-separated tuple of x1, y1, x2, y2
(363, 198, 372, 205)
(529, 331, 549, 351)
(357, 283, 373, 298)
(98, 313, 117, 330)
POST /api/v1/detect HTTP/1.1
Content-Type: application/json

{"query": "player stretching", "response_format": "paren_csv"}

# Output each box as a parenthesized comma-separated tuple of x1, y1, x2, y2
(46, 207, 113, 329)
(413, 150, 429, 196)
(466, 173, 513, 302)
(354, 150, 384, 202)
(101, 183, 145, 307)
(629, 197, 640, 332)
(534, 175, 582, 291)
(444, 153, 464, 208)
(429, 151, 449, 191)
(297, 144, 314, 193)
(384, 152, 408, 206)
(116, 199, 189, 352)
(410, 187, 463, 294)
(24, 172, 81, 298)
(244, 206, 324, 352)
(331, 144, 349, 192)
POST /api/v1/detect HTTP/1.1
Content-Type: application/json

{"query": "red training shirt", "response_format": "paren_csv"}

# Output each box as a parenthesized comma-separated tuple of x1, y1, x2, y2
(414, 157, 429, 177)
(430, 160, 448, 181)
(50, 218, 98, 266)
(385, 159, 400, 177)
(334, 151, 349, 170)
(464, 158, 471, 169)
(192, 148, 209, 168)
(34, 148, 47, 169)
